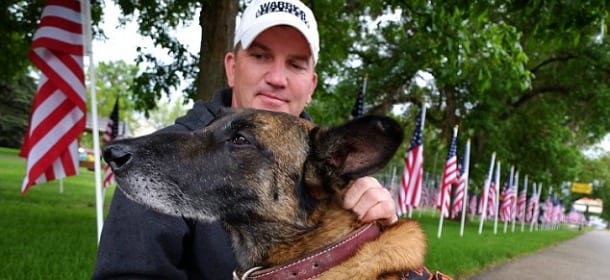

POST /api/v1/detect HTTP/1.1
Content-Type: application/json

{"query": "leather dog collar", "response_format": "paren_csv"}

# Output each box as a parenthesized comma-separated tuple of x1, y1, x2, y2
(233, 223, 381, 280)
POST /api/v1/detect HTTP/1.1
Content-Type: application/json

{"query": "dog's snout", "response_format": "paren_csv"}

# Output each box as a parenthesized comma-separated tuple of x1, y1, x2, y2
(102, 143, 133, 171)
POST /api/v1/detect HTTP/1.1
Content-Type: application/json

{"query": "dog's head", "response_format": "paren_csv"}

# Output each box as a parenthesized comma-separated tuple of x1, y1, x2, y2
(103, 109, 403, 228)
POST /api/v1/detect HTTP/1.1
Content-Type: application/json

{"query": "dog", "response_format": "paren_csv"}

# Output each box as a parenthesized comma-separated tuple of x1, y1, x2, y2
(103, 109, 448, 280)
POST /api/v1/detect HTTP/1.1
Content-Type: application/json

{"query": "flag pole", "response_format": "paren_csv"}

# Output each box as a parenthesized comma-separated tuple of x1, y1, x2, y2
(81, 0, 104, 243)
(478, 152, 496, 234)
(493, 161, 501, 235)
(511, 171, 519, 232)
(459, 139, 471, 237)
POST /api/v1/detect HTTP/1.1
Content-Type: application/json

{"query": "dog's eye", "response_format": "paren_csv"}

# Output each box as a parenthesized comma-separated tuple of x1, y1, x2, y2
(231, 134, 250, 145)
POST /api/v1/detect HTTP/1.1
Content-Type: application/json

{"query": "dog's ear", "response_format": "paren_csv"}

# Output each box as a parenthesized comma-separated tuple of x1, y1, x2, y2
(312, 115, 404, 181)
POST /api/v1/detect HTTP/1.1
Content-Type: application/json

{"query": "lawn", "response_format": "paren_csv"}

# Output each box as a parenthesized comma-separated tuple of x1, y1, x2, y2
(0, 147, 115, 279)
(0, 147, 582, 279)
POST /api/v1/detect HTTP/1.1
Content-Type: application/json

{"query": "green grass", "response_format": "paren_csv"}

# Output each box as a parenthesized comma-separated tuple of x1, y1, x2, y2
(415, 212, 581, 278)
(0, 148, 115, 280)
(0, 147, 582, 279)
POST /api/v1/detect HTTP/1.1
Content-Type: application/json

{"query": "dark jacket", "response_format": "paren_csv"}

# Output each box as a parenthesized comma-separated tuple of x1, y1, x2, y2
(92, 88, 312, 280)
(93, 89, 238, 280)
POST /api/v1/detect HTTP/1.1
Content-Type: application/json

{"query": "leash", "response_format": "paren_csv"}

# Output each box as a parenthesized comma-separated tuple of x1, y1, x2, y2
(232, 223, 381, 280)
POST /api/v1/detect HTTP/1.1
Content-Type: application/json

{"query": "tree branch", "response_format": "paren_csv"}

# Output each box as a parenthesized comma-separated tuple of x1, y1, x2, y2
(530, 53, 579, 74)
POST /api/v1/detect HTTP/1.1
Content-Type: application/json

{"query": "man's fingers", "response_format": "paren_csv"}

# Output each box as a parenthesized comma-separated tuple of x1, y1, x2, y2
(360, 199, 398, 225)
(343, 177, 398, 225)
(342, 177, 376, 210)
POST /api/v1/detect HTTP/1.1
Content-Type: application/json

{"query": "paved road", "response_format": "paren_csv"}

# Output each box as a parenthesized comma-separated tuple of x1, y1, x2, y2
(469, 230, 610, 279)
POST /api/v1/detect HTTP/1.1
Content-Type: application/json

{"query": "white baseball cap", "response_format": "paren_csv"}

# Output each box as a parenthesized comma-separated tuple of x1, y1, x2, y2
(234, 0, 320, 65)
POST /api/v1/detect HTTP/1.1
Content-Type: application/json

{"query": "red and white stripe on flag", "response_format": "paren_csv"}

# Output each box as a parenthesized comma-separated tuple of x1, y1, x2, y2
(398, 108, 425, 216)
(102, 119, 115, 188)
(20, 0, 85, 195)
(102, 100, 119, 188)
(516, 189, 527, 221)
(439, 128, 458, 218)
(451, 170, 466, 219)
(500, 186, 516, 221)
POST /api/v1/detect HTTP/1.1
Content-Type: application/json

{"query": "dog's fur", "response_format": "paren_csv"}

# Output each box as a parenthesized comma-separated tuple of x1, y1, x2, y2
(103, 109, 427, 279)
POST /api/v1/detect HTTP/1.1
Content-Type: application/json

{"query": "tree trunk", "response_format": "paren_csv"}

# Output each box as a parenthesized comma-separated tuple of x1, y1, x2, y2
(197, 0, 238, 101)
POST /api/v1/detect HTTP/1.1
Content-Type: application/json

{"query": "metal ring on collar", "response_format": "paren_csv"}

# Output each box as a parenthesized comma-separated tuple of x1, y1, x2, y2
(233, 266, 263, 280)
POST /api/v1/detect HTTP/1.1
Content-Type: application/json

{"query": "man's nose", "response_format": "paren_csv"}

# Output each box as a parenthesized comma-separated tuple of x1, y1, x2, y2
(265, 60, 288, 88)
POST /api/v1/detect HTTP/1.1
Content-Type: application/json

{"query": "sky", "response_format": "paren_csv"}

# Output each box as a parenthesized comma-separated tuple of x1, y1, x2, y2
(92, 1, 201, 66)
(90, 1, 201, 135)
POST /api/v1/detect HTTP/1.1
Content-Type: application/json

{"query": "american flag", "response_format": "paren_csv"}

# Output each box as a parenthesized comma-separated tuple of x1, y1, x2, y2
(398, 106, 425, 216)
(350, 79, 365, 118)
(500, 181, 517, 222)
(479, 178, 498, 218)
(102, 99, 119, 188)
(566, 207, 586, 225)
(468, 193, 478, 216)
(525, 193, 536, 223)
(20, 0, 85, 194)
(451, 140, 470, 219)
(553, 199, 564, 224)
(487, 180, 498, 218)
(451, 164, 466, 219)
(478, 181, 487, 215)
(542, 194, 554, 225)
(516, 184, 528, 221)
(420, 175, 431, 208)
(531, 195, 541, 225)
(439, 127, 458, 218)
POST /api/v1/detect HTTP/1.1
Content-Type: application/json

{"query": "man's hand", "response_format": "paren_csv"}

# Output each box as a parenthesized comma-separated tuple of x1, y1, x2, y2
(342, 176, 398, 225)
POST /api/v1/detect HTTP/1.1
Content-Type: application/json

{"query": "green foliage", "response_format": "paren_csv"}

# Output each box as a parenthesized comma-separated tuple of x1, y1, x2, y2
(80, 61, 140, 149)
(114, 0, 201, 112)
(0, 74, 35, 148)
(0, 1, 42, 81)
(3, 1, 610, 209)
(307, 0, 610, 192)
(0, 0, 104, 81)
(145, 95, 190, 130)
(90, 61, 138, 116)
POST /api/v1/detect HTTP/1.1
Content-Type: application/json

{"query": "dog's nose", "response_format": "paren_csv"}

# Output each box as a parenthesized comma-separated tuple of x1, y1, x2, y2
(102, 143, 133, 171)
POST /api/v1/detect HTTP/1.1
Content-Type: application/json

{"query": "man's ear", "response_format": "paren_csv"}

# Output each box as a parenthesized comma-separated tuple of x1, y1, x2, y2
(224, 51, 236, 87)
(312, 115, 404, 180)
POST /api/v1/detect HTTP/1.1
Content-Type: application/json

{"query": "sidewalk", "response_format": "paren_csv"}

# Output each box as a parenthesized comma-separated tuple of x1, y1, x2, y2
(468, 230, 610, 279)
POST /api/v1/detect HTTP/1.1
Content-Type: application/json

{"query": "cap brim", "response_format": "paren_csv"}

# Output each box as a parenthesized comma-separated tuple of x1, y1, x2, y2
(237, 14, 317, 62)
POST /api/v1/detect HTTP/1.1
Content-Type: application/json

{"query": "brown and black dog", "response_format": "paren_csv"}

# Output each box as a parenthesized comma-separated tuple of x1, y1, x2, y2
(103, 109, 443, 280)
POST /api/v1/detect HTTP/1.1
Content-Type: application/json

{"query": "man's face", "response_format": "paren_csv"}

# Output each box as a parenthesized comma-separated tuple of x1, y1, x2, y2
(225, 26, 318, 116)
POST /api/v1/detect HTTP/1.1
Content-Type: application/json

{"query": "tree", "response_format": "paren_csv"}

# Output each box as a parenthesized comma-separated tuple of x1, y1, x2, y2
(79, 60, 139, 149)
(0, 74, 36, 148)
(113, 0, 237, 112)
(145, 95, 190, 130)
(0, 0, 103, 81)
(307, 1, 610, 189)
(0, 0, 102, 148)
(3, 0, 610, 194)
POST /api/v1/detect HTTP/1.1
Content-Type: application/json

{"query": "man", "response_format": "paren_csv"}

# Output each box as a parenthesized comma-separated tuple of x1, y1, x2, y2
(93, 0, 397, 279)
